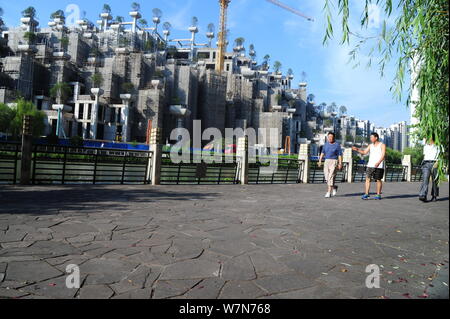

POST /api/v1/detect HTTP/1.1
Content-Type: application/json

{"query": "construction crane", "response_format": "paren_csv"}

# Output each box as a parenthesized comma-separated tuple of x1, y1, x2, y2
(215, 0, 313, 72)
(216, 0, 231, 72)
(266, 0, 314, 22)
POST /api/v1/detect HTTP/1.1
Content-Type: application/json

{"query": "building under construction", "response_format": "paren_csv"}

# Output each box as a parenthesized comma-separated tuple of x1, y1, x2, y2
(0, 4, 315, 153)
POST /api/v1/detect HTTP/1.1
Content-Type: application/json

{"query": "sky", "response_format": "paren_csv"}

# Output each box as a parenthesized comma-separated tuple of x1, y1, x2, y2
(0, 0, 411, 128)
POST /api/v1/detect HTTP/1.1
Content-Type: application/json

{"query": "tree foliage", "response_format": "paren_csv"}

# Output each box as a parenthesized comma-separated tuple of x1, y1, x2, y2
(323, 0, 449, 179)
(50, 10, 65, 20)
(0, 99, 45, 138)
(403, 145, 424, 166)
(21, 6, 36, 19)
(273, 61, 282, 73)
(91, 73, 104, 88)
(152, 8, 162, 19)
(102, 4, 112, 14)
(50, 82, 72, 104)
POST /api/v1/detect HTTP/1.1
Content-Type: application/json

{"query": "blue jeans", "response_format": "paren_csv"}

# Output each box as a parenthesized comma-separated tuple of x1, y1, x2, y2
(419, 161, 439, 198)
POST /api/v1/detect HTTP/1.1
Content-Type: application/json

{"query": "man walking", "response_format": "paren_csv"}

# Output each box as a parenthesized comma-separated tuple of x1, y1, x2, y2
(352, 133, 386, 200)
(318, 132, 343, 198)
(419, 137, 440, 202)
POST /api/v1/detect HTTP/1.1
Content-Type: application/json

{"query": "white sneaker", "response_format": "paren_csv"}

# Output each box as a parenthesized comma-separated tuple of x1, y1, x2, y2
(332, 189, 337, 197)
(325, 192, 331, 198)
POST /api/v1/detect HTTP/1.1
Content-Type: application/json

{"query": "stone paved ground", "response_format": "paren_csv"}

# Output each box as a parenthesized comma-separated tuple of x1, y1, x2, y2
(0, 182, 448, 299)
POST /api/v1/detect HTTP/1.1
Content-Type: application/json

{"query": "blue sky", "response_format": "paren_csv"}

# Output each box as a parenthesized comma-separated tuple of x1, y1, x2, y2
(0, 0, 410, 127)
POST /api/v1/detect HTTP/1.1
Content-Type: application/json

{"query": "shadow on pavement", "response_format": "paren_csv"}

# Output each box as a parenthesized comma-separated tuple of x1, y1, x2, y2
(0, 185, 220, 216)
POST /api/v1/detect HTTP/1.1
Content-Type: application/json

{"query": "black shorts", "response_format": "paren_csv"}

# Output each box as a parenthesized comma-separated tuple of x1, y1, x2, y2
(366, 168, 384, 181)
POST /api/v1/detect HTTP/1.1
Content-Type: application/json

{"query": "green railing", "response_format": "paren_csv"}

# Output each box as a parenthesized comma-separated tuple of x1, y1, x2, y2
(160, 152, 238, 185)
(353, 161, 407, 182)
(0, 142, 21, 184)
(309, 160, 348, 184)
(248, 156, 304, 184)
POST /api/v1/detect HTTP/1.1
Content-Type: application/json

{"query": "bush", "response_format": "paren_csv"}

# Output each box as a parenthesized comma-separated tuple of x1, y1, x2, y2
(46, 134, 59, 145)
(69, 136, 84, 147)
(385, 147, 402, 164)
(403, 146, 424, 166)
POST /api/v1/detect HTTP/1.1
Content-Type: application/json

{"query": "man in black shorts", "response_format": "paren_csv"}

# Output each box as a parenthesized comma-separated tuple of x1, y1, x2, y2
(352, 133, 386, 200)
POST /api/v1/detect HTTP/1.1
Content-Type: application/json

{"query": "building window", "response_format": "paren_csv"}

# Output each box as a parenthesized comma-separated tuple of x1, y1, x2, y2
(98, 105, 104, 122)
(78, 104, 84, 119)
(117, 108, 121, 124)
(110, 108, 116, 123)
(68, 121, 73, 138)
(37, 99, 43, 110)
(87, 104, 92, 120)
(197, 52, 210, 59)
(86, 123, 91, 139)
(77, 122, 83, 136)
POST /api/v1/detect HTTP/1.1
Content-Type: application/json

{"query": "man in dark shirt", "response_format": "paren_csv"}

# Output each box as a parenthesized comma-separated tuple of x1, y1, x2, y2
(318, 132, 343, 198)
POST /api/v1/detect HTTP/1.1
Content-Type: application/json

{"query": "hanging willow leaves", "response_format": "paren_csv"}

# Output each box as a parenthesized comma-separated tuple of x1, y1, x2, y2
(323, 0, 449, 181)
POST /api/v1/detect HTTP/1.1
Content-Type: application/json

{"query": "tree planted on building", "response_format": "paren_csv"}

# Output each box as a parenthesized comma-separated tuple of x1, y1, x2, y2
(191, 16, 198, 27)
(138, 19, 148, 29)
(102, 4, 112, 14)
(249, 44, 256, 59)
(131, 2, 140, 12)
(262, 54, 270, 70)
(207, 23, 215, 34)
(121, 82, 134, 94)
(153, 8, 162, 19)
(23, 31, 37, 44)
(163, 22, 172, 32)
(21, 6, 36, 19)
(273, 61, 282, 74)
(287, 68, 294, 77)
(0, 7, 4, 30)
(50, 82, 72, 104)
(323, 0, 449, 180)
(91, 73, 104, 88)
(60, 36, 70, 50)
(50, 10, 65, 20)
(327, 102, 337, 114)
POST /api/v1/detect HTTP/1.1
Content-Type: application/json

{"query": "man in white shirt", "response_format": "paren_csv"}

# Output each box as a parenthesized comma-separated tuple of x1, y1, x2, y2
(352, 133, 386, 200)
(419, 137, 440, 202)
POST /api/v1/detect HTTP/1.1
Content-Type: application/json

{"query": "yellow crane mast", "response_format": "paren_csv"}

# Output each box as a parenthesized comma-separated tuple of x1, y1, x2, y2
(215, 0, 313, 73)
(216, 0, 231, 72)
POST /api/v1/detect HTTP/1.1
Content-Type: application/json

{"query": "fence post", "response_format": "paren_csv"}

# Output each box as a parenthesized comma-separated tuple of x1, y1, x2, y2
(298, 143, 310, 183)
(20, 115, 33, 185)
(402, 155, 412, 182)
(343, 148, 353, 183)
(150, 127, 162, 186)
(237, 136, 248, 185)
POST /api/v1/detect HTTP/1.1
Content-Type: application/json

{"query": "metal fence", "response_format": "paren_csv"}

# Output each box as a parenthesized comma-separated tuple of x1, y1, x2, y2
(353, 161, 407, 182)
(309, 161, 349, 184)
(411, 165, 424, 182)
(0, 142, 21, 184)
(248, 157, 304, 184)
(160, 152, 239, 185)
(0, 142, 152, 185)
(0, 142, 427, 186)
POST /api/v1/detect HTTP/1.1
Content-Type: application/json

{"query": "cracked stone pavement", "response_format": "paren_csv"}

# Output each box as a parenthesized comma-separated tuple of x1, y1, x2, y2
(0, 182, 448, 299)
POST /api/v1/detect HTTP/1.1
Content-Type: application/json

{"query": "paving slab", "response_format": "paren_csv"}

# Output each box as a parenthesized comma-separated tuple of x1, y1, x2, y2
(0, 182, 447, 299)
